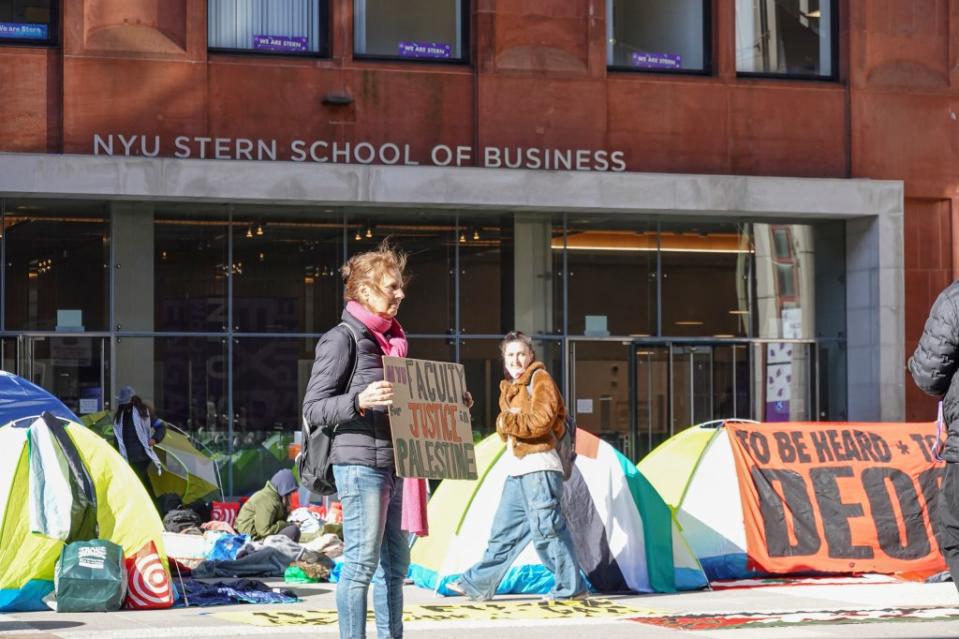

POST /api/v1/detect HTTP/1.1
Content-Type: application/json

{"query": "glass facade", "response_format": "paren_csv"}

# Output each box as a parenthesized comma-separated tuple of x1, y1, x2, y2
(735, 0, 836, 77)
(353, 0, 466, 61)
(607, 0, 709, 72)
(0, 198, 847, 495)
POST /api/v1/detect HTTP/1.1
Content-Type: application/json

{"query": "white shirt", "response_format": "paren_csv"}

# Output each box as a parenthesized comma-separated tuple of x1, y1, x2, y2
(504, 436, 563, 477)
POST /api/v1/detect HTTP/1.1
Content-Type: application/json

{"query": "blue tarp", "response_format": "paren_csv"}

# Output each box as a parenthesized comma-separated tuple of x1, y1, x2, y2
(0, 371, 79, 427)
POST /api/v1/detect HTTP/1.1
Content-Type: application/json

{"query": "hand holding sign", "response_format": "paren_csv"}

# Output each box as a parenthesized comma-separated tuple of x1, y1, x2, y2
(358, 380, 394, 409)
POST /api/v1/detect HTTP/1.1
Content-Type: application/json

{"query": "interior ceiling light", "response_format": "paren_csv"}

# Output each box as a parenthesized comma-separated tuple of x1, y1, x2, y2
(354, 230, 362, 241)
(473, 229, 480, 241)
(674, 320, 704, 326)
(728, 310, 750, 315)
(459, 231, 466, 243)
(245, 227, 253, 239)
(255, 223, 264, 236)
(365, 227, 373, 238)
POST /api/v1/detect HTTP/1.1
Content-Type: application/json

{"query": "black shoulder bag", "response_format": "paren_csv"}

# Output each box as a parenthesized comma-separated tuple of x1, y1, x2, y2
(297, 322, 359, 495)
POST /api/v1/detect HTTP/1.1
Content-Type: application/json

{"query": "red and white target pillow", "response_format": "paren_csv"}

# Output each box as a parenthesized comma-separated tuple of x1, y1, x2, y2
(124, 541, 174, 610)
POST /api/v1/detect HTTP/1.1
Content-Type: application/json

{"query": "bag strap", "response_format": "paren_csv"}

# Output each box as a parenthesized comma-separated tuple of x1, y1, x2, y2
(338, 321, 360, 393)
(302, 322, 361, 438)
(935, 401, 946, 462)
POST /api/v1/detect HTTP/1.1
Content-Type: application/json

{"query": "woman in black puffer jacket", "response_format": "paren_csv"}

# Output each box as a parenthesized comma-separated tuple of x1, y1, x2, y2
(302, 241, 410, 639)
(909, 280, 959, 590)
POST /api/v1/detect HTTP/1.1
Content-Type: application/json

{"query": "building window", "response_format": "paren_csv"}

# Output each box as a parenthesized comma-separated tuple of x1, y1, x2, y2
(736, 0, 836, 78)
(208, 0, 327, 56)
(0, 0, 56, 45)
(354, 0, 467, 62)
(607, 0, 709, 73)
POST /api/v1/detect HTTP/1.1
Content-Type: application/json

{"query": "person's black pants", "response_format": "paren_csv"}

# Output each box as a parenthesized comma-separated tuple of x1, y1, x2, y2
(939, 462, 959, 591)
(129, 459, 158, 505)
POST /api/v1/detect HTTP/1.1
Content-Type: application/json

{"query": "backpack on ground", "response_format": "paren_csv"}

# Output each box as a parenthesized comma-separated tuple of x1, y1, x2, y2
(527, 371, 577, 480)
(297, 322, 359, 495)
(55, 539, 127, 612)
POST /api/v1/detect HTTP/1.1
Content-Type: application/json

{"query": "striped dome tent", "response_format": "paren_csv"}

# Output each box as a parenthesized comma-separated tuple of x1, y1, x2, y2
(410, 428, 707, 596)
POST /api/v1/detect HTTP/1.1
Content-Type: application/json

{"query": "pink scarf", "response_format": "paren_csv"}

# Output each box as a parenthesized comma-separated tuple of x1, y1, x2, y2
(345, 300, 427, 536)
(346, 300, 408, 357)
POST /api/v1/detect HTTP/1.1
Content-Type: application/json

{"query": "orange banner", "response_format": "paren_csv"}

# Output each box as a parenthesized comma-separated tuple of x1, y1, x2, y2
(725, 422, 946, 576)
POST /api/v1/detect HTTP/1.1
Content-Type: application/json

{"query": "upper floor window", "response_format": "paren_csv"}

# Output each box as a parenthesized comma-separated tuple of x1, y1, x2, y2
(607, 0, 710, 73)
(0, 0, 56, 45)
(208, 0, 328, 56)
(736, 0, 837, 78)
(353, 0, 467, 62)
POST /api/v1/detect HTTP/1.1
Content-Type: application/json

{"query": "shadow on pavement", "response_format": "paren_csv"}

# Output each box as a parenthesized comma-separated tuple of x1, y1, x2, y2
(0, 620, 85, 631)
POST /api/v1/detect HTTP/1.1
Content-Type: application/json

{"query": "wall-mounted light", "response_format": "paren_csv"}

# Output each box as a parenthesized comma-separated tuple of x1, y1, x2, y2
(322, 92, 354, 106)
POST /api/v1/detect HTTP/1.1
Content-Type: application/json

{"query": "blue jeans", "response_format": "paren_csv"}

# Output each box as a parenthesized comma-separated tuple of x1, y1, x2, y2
(333, 464, 409, 639)
(459, 470, 586, 600)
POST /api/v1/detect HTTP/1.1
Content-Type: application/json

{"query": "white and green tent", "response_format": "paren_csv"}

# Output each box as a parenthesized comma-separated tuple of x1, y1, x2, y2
(0, 414, 167, 611)
(410, 428, 707, 595)
(637, 420, 756, 580)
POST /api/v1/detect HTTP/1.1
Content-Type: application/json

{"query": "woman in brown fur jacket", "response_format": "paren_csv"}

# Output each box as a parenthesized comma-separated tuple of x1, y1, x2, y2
(447, 331, 587, 602)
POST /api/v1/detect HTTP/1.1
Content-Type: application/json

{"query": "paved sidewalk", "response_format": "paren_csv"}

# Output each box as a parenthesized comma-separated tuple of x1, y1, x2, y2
(2, 579, 959, 639)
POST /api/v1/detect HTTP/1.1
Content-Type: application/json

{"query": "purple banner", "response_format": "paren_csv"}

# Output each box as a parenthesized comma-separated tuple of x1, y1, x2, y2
(397, 41, 452, 59)
(0, 22, 48, 40)
(630, 51, 682, 70)
(252, 34, 309, 53)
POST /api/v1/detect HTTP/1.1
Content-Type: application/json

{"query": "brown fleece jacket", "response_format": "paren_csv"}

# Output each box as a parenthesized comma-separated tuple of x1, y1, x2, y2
(495, 361, 567, 458)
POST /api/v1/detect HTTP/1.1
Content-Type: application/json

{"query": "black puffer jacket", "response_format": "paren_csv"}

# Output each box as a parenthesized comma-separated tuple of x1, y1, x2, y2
(302, 309, 395, 470)
(909, 281, 959, 462)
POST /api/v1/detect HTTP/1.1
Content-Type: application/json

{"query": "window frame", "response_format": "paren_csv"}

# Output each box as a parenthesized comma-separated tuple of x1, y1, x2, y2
(735, 0, 840, 82)
(605, 0, 713, 76)
(351, 0, 471, 66)
(0, 0, 59, 47)
(206, 0, 330, 59)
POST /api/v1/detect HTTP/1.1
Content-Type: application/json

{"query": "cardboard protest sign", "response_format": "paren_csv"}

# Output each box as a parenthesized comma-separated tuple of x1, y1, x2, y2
(725, 421, 945, 576)
(383, 356, 477, 480)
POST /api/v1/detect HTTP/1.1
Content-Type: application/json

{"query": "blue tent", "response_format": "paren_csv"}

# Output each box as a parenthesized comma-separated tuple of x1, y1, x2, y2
(0, 371, 79, 427)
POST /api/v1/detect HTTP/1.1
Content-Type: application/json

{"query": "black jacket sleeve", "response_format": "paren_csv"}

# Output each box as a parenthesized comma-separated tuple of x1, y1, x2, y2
(302, 326, 361, 429)
(909, 283, 959, 398)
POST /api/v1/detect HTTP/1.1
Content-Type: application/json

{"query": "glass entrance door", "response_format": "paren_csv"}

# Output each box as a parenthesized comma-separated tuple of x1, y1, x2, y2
(11, 335, 110, 418)
(635, 342, 750, 459)
(570, 338, 756, 462)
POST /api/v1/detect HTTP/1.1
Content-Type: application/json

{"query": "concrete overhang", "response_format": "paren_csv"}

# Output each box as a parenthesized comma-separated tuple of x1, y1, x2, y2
(0, 153, 902, 220)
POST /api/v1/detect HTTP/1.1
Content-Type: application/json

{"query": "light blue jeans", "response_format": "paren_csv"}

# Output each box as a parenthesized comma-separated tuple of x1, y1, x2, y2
(333, 464, 409, 639)
(458, 470, 586, 600)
